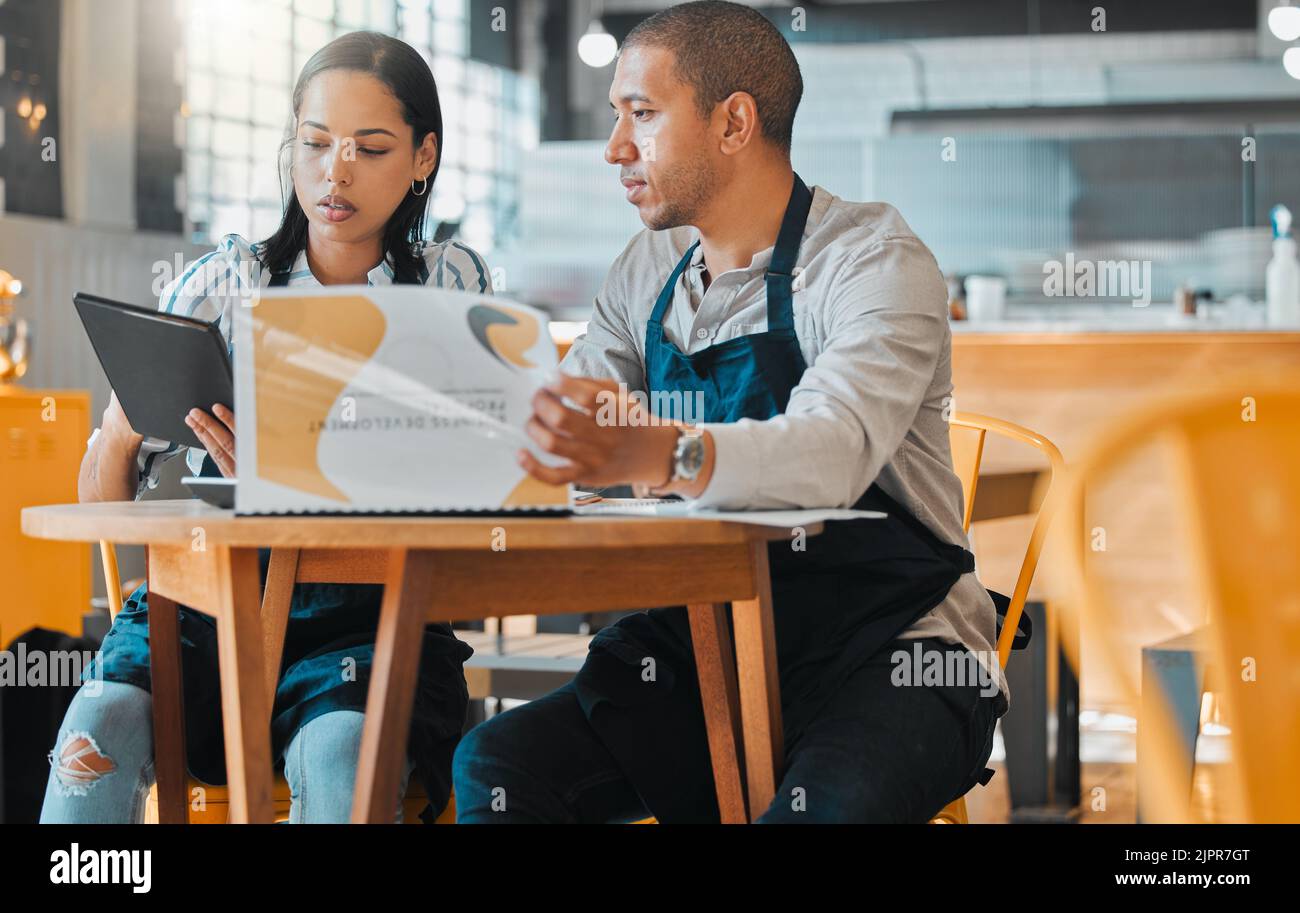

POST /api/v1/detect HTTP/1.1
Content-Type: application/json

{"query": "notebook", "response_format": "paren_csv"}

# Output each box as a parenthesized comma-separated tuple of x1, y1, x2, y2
(231, 286, 571, 516)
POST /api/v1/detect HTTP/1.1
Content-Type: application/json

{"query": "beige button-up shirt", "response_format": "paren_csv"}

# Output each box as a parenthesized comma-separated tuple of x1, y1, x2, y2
(561, 184, 1007, 704)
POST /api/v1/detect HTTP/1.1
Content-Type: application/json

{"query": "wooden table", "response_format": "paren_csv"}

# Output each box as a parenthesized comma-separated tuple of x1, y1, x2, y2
(22, 500, 821, 824)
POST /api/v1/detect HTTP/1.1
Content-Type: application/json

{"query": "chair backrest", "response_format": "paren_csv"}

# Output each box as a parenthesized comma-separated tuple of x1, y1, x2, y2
(948, 412, 1066, 668)
(99, 541, 124, 621)
(1052, 375, 1300, 823)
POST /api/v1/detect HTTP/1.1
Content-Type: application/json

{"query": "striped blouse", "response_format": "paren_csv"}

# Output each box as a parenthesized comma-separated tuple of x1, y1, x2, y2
(104, 233, 494, 497)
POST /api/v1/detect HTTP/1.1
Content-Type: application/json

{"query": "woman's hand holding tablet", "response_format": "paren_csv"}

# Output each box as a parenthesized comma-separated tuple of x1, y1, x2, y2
(186, 404, 236, 479)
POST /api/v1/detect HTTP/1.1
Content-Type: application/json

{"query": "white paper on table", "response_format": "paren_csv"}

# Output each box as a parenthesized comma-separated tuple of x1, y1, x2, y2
(574, 500, 886, 527)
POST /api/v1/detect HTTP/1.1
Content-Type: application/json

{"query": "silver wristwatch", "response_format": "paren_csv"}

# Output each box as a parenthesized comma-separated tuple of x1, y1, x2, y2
(669, 426, 706, 484)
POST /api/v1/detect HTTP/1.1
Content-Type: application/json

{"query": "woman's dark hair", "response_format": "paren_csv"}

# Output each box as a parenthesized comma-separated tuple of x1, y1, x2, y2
(258, 31, 443, 283)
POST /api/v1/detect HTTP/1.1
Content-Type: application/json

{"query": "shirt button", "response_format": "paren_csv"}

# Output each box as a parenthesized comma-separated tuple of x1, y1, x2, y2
(696, 328, 709, 340)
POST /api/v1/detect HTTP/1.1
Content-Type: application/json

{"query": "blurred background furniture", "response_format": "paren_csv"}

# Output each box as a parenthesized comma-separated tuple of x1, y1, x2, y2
(0, 387, 90, 640)
(1054, 371, 1300, 823)
(1139, 628, 1211, 824)
(951, 331, 1300, 727)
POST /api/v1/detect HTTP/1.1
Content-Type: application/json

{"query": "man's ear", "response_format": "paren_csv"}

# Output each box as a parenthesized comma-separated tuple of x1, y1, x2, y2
(716, 91, 760, 156)
(416, 132, 440, 181)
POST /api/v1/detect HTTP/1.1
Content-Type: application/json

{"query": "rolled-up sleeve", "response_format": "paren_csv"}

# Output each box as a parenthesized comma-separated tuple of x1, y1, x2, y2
(689, 235, 949, 510)
(135, 437, 185, 499)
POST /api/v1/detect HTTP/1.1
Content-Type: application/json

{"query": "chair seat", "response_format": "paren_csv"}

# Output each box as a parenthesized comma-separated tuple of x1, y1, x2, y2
(144, 776, 446, 824)
(931, 796, 970, 824)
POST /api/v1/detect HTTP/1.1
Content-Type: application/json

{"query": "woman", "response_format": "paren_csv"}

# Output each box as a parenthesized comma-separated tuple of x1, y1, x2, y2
(42, 31, 489, 824)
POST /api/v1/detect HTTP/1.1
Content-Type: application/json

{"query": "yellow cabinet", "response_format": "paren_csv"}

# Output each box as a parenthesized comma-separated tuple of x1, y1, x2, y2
(1, 387, 91, 640)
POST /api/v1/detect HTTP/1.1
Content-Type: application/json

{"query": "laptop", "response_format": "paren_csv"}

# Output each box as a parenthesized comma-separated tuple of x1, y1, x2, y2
(230, 285, 571, 516)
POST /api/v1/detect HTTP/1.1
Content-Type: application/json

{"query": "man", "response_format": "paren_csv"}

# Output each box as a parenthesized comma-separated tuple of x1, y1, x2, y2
(453, 0, 1007, 823)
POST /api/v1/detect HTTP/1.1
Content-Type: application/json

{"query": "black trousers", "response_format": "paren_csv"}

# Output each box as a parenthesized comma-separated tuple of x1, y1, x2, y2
(452, 636, 1003, 823)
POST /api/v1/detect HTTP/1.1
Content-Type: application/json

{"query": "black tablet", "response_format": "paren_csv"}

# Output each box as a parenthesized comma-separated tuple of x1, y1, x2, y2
(74, 292, 233, 451)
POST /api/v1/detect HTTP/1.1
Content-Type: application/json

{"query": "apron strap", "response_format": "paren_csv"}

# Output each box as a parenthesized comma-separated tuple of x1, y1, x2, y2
(764, 174, 813, 335)
(648, 242, 699, 328)
(987, 588, 1033, 651)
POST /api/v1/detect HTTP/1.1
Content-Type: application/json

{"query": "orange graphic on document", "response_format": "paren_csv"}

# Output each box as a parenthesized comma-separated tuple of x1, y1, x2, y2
(251, 296, 387, 502)
(468, 304, 540, 370)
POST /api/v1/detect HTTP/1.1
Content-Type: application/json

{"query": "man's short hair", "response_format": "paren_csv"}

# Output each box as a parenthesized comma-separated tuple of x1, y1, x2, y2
(622, 0, 803, 154)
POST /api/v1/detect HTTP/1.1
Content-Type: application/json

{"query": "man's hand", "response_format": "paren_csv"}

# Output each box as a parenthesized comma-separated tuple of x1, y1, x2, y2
(186, 404, 236, 479)
(518, 375, 682, 489)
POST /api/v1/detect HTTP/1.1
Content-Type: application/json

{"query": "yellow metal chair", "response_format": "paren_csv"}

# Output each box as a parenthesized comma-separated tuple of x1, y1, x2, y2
(929, 412, 1065, 823)
(97, 541, 448, 823)
(1050, 374, 1300, 823)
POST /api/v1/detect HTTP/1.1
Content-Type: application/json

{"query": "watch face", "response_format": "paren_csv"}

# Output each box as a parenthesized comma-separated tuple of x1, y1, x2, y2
(676, 434, 705, 480)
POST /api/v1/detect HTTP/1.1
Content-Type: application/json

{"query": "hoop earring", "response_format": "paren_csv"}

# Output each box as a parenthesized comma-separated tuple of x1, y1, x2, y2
(411, 177, 430, 197)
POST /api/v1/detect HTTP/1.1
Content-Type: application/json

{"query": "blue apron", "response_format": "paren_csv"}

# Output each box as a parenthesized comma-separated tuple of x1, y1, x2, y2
(87, 267, 473, 819)
(572, 175, 993, 822)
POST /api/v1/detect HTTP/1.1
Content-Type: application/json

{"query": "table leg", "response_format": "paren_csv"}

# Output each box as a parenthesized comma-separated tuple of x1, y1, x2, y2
(353, 548, 437, 823)
(730, 541, 782, 820)
(145, 565, 188, 825)
(687, 602, 748, 824)
(212, 546, 274, 824)
(261, 548, 300, 710)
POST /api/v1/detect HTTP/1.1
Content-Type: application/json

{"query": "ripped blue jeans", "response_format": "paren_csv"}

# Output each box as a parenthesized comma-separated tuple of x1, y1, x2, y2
(40, 680, 413, 823)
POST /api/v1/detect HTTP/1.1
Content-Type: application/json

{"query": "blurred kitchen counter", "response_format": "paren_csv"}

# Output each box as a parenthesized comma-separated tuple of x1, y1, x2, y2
(951, 328, 1300, 475)
(951, 299, 1291, 334)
